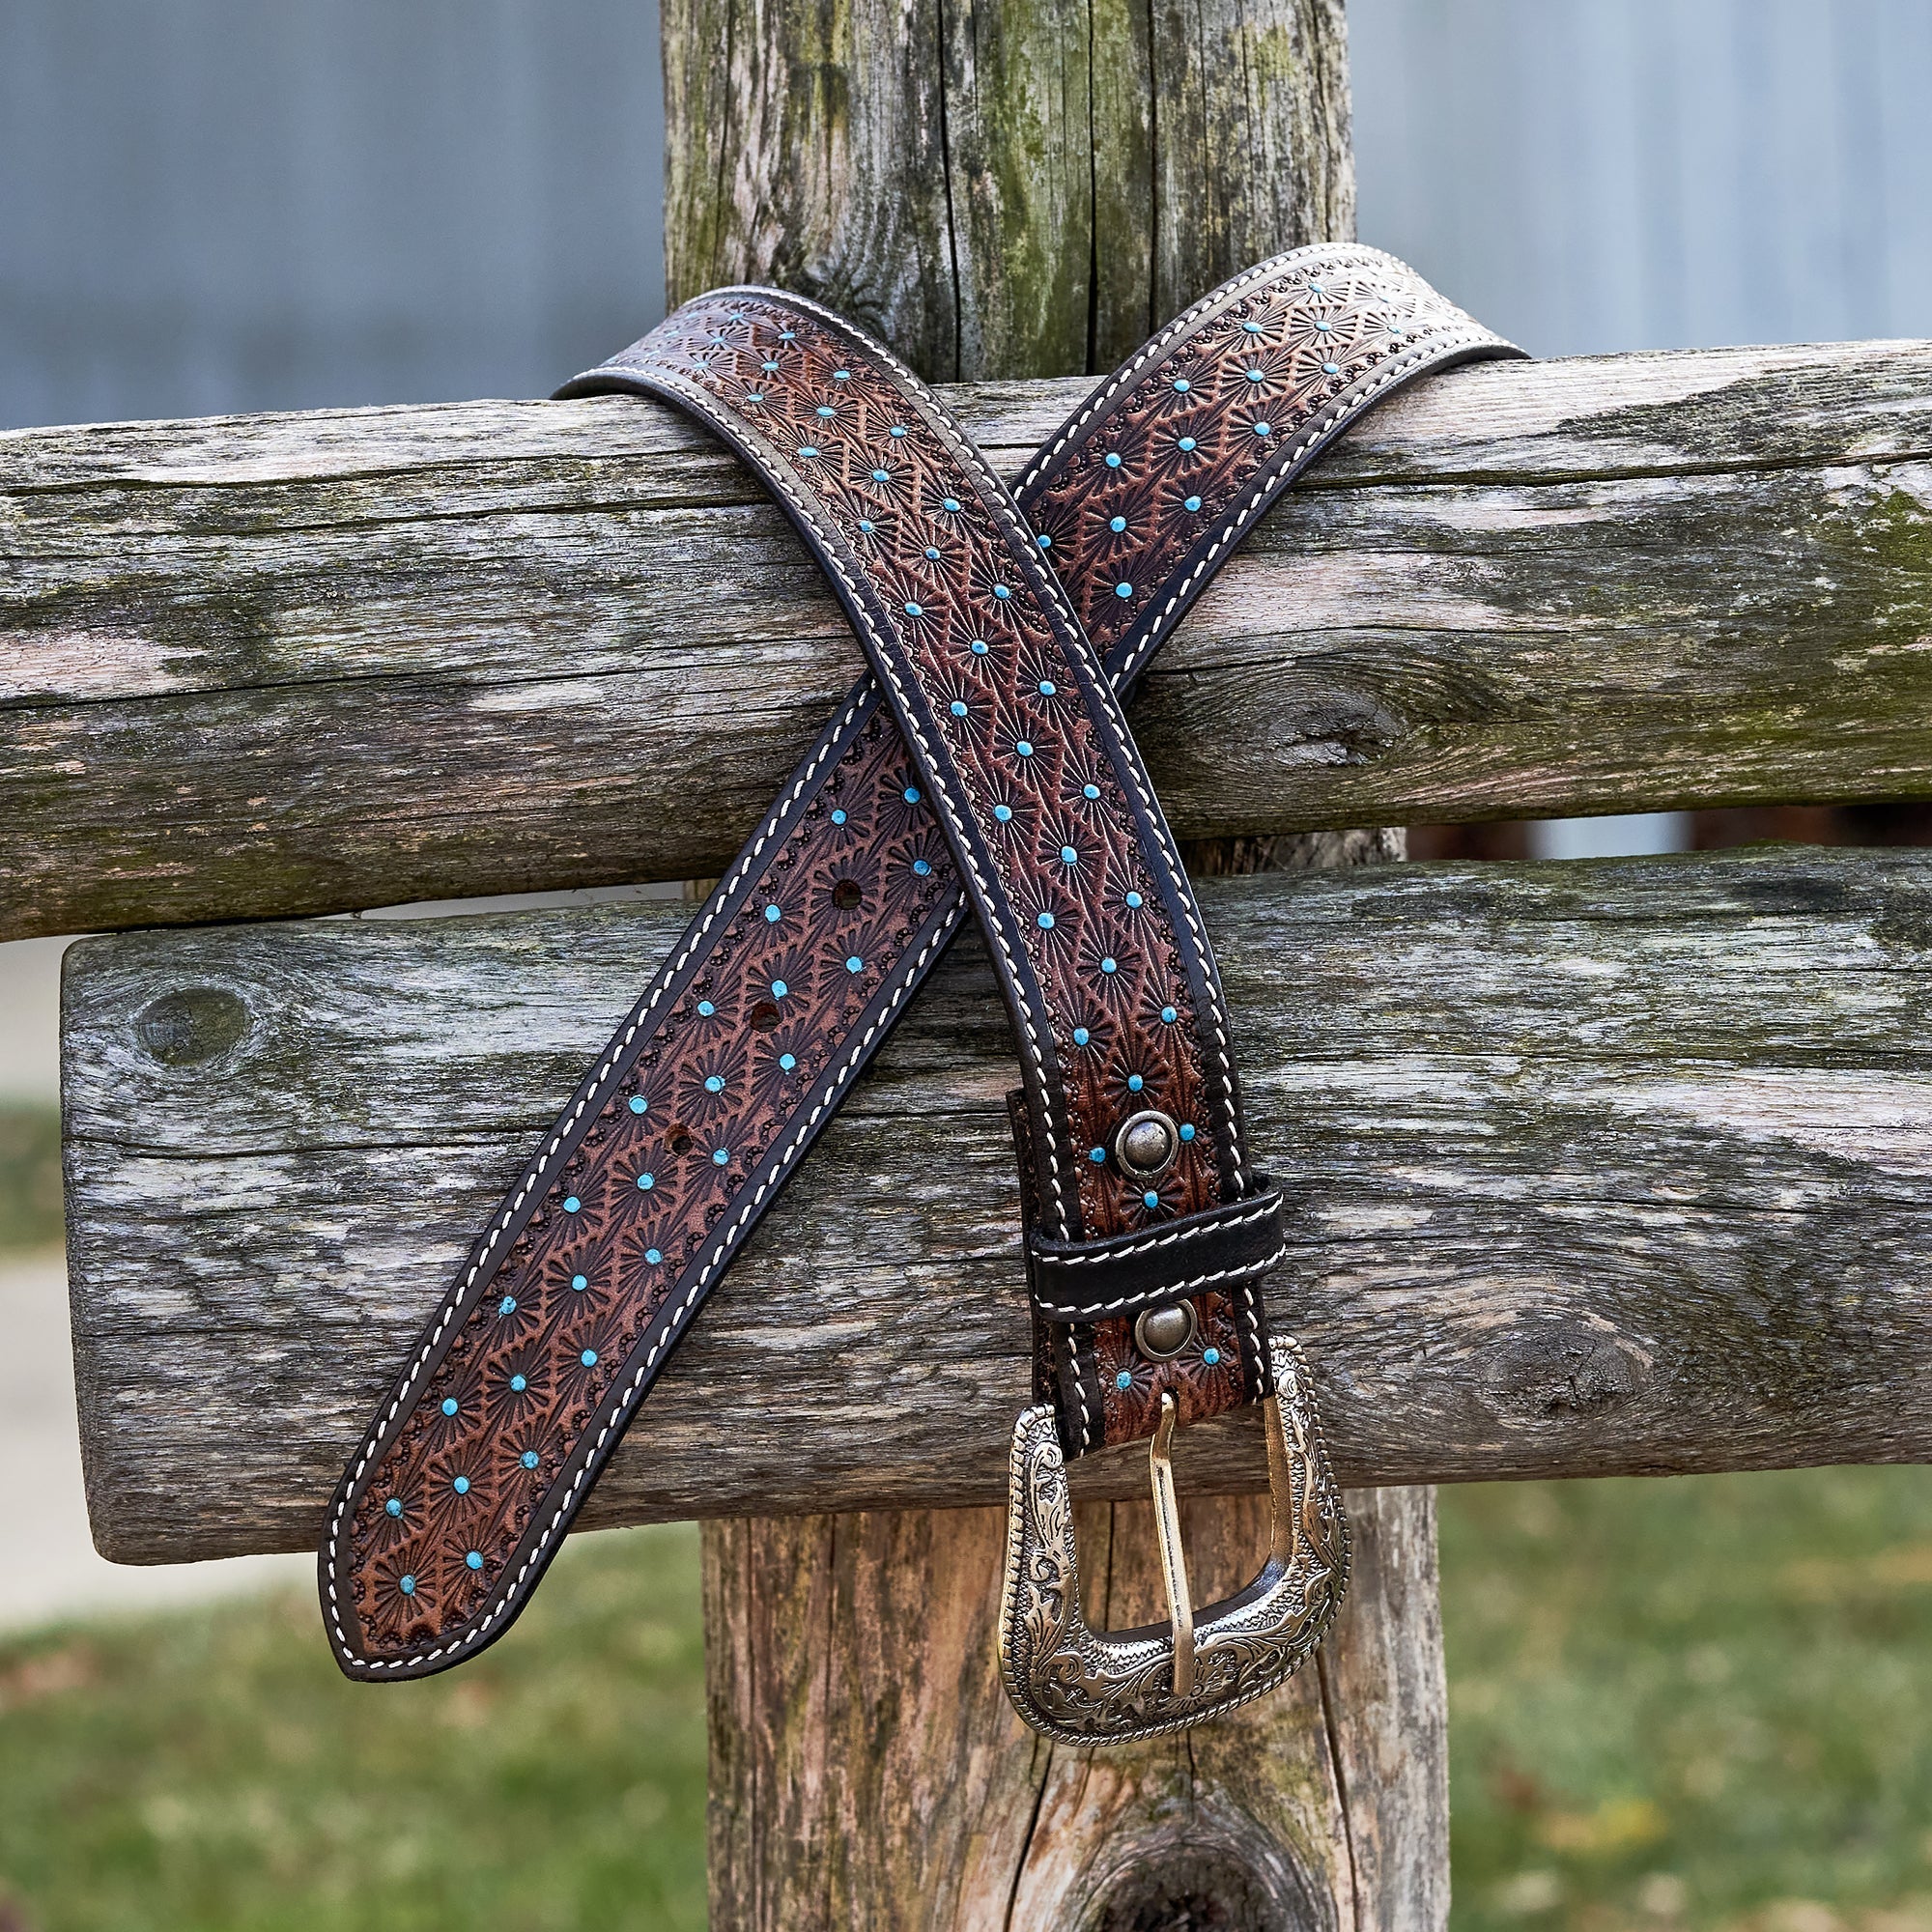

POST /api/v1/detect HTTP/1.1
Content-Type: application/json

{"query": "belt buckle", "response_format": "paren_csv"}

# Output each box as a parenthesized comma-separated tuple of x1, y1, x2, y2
(999, 1336, 1350, 1745)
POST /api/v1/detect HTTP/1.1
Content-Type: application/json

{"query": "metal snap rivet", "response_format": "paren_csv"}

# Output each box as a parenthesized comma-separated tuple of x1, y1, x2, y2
(1134, 1301, 1197, 1361)
(1115, 1108, 1179, 1179)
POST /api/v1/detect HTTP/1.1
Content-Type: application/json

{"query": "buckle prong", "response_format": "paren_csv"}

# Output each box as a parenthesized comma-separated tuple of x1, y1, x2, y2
(1149, 1393, 1196, 1696)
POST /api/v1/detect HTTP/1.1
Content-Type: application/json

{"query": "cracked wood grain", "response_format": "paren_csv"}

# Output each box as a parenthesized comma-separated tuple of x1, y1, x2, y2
(64, 845, 1932, 1562)
(8, 337, 1932, 943)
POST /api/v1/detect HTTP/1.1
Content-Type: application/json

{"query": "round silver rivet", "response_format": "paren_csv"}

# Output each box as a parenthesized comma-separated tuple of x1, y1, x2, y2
(1135, 1302, 1197, 1360)
(1115, 1108, 1179, 1179)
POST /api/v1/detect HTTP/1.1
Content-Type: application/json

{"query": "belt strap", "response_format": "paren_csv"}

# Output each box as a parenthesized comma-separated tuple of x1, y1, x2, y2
(321, 245, 1518, 1679)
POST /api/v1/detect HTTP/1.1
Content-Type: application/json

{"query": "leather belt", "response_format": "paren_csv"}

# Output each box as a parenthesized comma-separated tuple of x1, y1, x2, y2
(319, 245, 1518, 1742)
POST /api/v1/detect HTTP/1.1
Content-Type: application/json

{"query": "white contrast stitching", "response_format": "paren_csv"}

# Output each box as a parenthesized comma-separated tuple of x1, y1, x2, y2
(1031, 1240, 1287, 1320)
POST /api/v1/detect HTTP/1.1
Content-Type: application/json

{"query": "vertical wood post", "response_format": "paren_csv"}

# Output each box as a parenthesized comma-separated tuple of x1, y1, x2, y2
(663, 1, 1450, 1921)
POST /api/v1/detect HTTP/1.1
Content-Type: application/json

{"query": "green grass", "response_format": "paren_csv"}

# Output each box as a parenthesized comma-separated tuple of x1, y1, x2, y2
(0, 1524, 706, 1932)
(0, 1104, 61, 1254)
(1441, 1470, 1932, 1932)
(5, 1449, 1932, 1930)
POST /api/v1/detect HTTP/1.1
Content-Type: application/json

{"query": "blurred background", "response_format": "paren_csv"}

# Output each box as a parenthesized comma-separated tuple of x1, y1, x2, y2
(5, 3, 1932, 1928)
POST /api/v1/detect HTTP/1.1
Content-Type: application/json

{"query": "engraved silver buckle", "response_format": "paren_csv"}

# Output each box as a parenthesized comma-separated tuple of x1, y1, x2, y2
(999, 1336, 1350, 1745)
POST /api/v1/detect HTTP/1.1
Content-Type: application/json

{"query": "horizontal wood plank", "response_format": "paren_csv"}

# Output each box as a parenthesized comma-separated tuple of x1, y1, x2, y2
(63, 845, 1932, 1562)
(9, 339, 1932, 941)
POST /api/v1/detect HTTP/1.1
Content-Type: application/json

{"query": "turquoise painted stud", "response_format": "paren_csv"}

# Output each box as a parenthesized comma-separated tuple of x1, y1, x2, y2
(637, 1173, 654, 1191)
(385, 1497, 403, 1518)
(522, 1450, 540, 1469)
(705, 1074, 724, 1094)
(1116, 1371, 1133, 1390)
(629, 1095, 648, 1115)
(400, 1575, 417, 1596)
(453, 1475, 469, 1494)
(441, 1397, 459, 1417)
(845, 954, 864, 973)
(1184, 495, 1202, 512)
(1179, 1123, 1196, 1141)
(1203, 1347, 1220, 1366)
(1037, 912, 1055, 930)
(581, 1349, 598, 1368)
(466, 1550, 484, 1571)
(563, 1196, 581, 1213)
(772, 980, 788, 998)
(510, 1375, 527, 1393)
(498, 1294, 517, 1316)
(778, 1055, 796, 1073)
(712, 1148, 730, 1166)
(572, 1273, 588, 1292)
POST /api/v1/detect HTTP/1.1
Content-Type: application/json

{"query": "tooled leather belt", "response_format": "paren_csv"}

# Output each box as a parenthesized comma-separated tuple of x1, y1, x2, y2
(320, 245, 1518, 1743)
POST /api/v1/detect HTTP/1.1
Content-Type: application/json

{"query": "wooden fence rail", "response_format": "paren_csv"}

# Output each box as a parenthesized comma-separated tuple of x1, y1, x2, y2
(6, 336, 1932, 941)
(66, 842, 1932, 1563)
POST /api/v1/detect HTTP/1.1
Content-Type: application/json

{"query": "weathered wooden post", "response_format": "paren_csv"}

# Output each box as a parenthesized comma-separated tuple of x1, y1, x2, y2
(662, 3, 1445, 1922)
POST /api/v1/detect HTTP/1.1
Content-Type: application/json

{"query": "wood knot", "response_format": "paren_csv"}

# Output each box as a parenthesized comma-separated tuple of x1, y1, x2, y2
(133, 986, 252, 1066)
(1478, 1315, 1648, 1428)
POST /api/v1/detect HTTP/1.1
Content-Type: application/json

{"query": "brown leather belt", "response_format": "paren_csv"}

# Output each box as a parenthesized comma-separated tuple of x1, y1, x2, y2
(320, 245, 1518, 1742)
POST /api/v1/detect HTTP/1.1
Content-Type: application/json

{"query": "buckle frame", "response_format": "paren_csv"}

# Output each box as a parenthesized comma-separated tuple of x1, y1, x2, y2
(999, 1336, 1349, 1745)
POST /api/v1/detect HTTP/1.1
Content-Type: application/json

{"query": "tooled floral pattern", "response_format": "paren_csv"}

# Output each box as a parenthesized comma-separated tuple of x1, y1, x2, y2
(337, 249, 1511, 1666)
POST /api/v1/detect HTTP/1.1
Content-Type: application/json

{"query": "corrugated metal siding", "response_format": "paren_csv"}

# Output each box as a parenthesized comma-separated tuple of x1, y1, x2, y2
(0, 0, 664, 428)
(1351, 0, 1932, 356)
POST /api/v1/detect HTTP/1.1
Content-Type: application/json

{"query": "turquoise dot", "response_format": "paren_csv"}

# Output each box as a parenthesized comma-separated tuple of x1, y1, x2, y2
(1109, 516, 1126, 533)
(798, 445, 819, 459)
(1116, 1371, 1133, 1390)
(994, 804, 1012, 823)
(992, 584, 1012, 600)
(890, 425, 908, 438)
(833, 369, 850, 381)
(904, 785, 921, 803)
(712, 1148, 730, 1166)
(858, 521, 874, 535)
(705, 1074, 724, 1093)
(510, 1375, 527, 1392)
(951, 700, 968, 718)
(629, 1095, 648, 1115)
(1127, 1074, 1144, 1093)
(400, 1575, 416, 1596)
(914, 859, 932, 875)
(466, 1550, 484, 1571)
(385, 1497, 403, 1518)
(1203, 1347, 1221, 1366)
(1083, 783, 1100, 800)
(1246, 368, 1264, 383)
(1390, 325, 1406, 339)
(846, 955, 864, 974)
(1125, 891, 1143, 908)
(441, 1398, 459, 1417)
(1090, 1146, 1107, 1163)
(637, 1173, 654, 1191)
(1253, 421, 1273, 438)
(746, 392, 765, 405)
(1015, 740, 1034, 757)
(453, 1475, 469, 1495)
(498, 1294, 517, 1316)
(1179, 436, 1197, 451)
(1179, 1123, 1196, 1142)
(1060, 845, 1077, 865)
(1038, 680, 1057, 696)
(1243, 319, 1264, 333)
(522, 1449, 540, 1469)
(1173, 379, 1190, 393)
(764, 903, 781, 923)
(763, 359, 781, 371)
(903, 601, 923, 617)
(1036, 532, 1052, 549)
(1315, 317, 1332, 332)
(697, 1000, 716, 1016)
(780, 329, 797, 340)
(1104, 452, 1122, 469)
(831, 810, 847, 825)
(572, 1273, 587, 1292)
(645, 1247, 663, 1264)
(1073, 1027, 1090, 1046)
(943, 497, 961, 512)
(1184, 495, 1203, 512)
(1115, 582, 1133, 599)
(1143, 1190, 1160, 1209)
(1037, 912, 1055, 930)
(971, 639, 990, 655)
(816, 405, 836, 418)
(772, 980, 788, 998)
(581, 1350, 598, 1368)
(779, 1054, 796, 1072)
(1161, 1006, 1177, 1023)
(1101, 957, 1118, 975)
(1322, 361, 1340, 375)
(563, 1196, 581, 1213)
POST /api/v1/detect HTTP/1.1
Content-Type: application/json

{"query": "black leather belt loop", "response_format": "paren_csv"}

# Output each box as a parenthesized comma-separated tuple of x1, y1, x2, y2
(319, 246, 1520, 1701)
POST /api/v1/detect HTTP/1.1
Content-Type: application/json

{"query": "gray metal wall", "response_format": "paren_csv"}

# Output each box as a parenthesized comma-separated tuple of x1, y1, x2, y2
(1351, 0, 1932, 356)
(0, 0, 664, 429)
